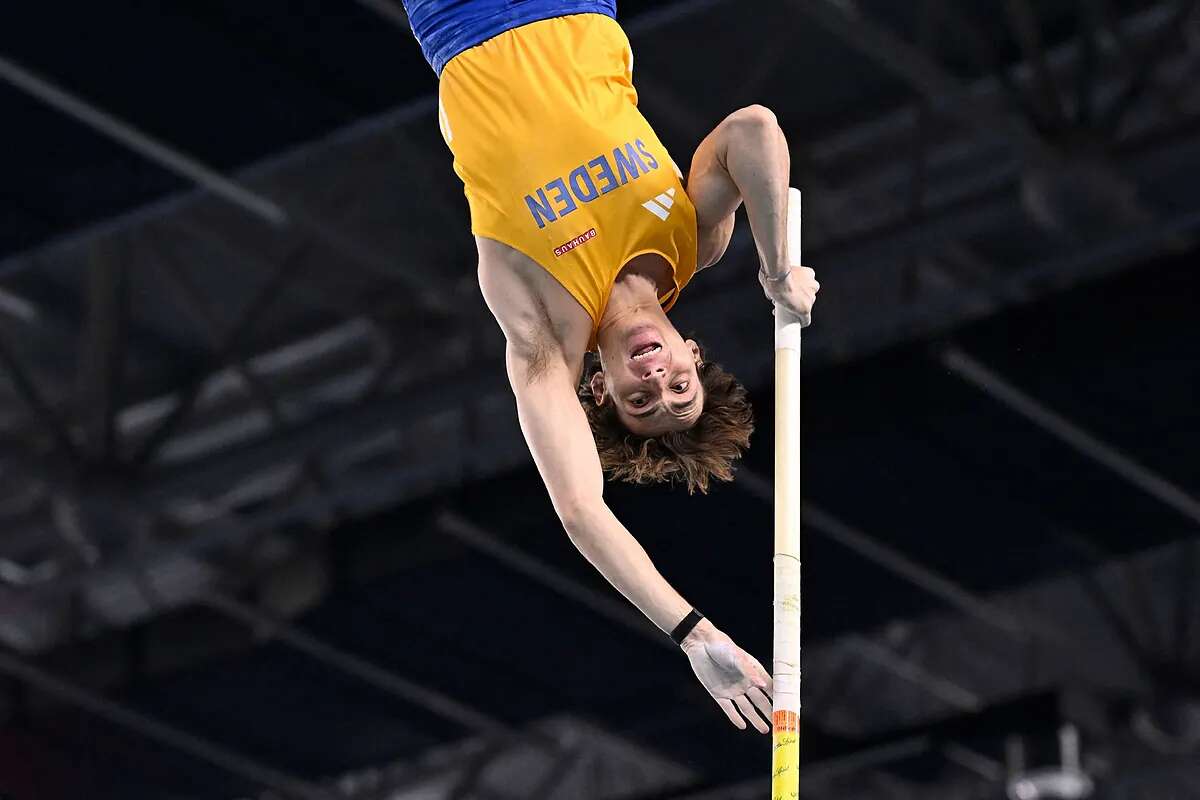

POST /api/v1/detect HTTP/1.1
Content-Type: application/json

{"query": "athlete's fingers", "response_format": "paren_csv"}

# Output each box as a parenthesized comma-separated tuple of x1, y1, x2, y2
(749, 686, 773, 722)
(717, 697, 747, 730)
(735, 695, 770, 734)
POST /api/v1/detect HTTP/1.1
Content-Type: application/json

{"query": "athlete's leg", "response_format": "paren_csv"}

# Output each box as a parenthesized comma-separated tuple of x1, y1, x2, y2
(686, 105, 791, 275)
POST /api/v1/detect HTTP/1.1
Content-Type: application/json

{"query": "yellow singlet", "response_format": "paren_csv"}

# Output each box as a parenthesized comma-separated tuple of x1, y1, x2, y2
(437, 13, 698, 349)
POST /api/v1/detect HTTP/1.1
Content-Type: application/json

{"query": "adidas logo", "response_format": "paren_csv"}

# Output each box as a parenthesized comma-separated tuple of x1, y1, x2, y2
(642, 187, 676, 221)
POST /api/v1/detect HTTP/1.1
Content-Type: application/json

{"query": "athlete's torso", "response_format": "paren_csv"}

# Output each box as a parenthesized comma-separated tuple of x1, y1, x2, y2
(402, 0, 617, 74)
(437, 13, 697, 349)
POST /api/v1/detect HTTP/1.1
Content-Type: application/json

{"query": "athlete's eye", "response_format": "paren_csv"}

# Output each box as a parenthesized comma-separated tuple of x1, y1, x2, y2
(672, 381, 689, 393)
(630, 395, 648, 407)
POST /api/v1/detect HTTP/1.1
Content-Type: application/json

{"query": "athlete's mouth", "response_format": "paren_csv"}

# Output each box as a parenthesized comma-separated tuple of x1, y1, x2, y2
(630, 343, 662, 360)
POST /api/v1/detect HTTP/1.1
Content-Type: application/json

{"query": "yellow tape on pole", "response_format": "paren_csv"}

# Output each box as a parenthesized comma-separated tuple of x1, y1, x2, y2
(772, 710, 800, 798)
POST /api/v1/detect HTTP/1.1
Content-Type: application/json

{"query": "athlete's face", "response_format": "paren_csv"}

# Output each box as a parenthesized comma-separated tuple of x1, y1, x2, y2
(592, 324, 705, 436)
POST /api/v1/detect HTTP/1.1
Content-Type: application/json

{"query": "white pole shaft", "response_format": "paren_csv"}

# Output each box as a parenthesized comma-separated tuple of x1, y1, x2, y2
(772, 188, 803, 798)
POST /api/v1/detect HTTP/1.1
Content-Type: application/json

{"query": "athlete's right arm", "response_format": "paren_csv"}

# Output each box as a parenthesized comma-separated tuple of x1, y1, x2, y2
(505, 342, 774, 733)
(504, 340, 694, 635)
(504, 343, 775, 733)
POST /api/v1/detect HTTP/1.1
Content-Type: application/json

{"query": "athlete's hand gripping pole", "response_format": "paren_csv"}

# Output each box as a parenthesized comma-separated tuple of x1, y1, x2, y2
(771, 187, 803, 799)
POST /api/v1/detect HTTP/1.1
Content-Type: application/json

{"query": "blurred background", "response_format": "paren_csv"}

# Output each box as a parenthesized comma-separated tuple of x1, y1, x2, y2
(0, 0, 1198, 798)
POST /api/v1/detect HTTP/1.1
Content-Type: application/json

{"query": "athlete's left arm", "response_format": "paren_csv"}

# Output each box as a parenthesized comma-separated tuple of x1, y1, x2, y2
(686, 105, 819, 323)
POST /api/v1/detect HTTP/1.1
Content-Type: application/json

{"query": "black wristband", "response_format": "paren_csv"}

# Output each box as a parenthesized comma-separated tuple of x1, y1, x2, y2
(670, 608, 705, 646)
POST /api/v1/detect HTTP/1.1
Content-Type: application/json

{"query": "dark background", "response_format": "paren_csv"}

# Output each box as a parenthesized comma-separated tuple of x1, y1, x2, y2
(0, 1, 1197, 798)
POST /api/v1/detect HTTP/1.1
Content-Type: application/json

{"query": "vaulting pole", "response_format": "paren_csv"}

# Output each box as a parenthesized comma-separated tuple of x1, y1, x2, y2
(772, 187, 803, 799)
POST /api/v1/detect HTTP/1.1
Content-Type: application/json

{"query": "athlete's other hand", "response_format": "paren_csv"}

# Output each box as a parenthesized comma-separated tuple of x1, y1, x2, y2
(759, 265, 819, 327)
(681, 619, 774, 733)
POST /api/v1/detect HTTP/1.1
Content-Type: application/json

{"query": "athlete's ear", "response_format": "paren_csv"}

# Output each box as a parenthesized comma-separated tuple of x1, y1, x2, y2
(589, 370, 608, 406)
(685, 339, 701, 364)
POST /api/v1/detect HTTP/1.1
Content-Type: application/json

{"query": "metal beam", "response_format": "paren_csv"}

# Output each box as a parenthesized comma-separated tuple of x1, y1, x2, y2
(108, 313, 393, 449)
(526, 747, 582, 800)
(353, 0, 410, 30)
(790, 0, 1053, 160)
(940, 346, 1200, 526)
(793, 194, 1200, 373)
(15, 508, 553, 755)
(942, 741, 1005, 781)
(0, 54, 452, 312)
(436, 511, 670, 649)
(24, 408, 525, 603)
(935, 3, 1043, 124)
(197, 590, 516, 739)
(0, 648, 335, 799)
(137, 366, 494, 503)
(0, 268, 201, 378)
(0, 56, 286, 227)
(0, 327, 79, 461)
(79, 238, 129, 462)
(145, 235, 337, 500)
(0, 285, 39, 323)
(1094, 0, 1195, 122)
(736, 469, 1031, 640)
(148, 242, 296, 425)
(1172, 540, 1198, 663)
(1076, 568, 1159, 668)
(802, 1, 1181, 166)
(1076, 0, 1100, 127)
(128, 240, 308, 469)
(336, 745, 518, 800)
(1101, 0, 1200, 135)
(163, 219, 379, 323)
(846, 635, 982, 712)
(905, 0, 934, 303)
(1003, 0, 1068, 127)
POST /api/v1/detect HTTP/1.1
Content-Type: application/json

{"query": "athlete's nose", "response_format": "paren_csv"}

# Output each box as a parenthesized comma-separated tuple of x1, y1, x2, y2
(641, 365, 666, 380)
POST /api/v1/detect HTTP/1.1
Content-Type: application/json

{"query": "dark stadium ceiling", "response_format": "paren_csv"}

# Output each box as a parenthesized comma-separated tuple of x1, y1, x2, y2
(0, 0, 1198, 798)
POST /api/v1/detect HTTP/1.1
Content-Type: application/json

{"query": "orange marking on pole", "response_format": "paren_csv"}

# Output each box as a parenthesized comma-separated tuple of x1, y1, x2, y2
(773, 709, 799, 733)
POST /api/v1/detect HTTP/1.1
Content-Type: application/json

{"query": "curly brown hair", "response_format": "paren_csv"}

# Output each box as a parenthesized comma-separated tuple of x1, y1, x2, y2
(578, 347, 754, 494)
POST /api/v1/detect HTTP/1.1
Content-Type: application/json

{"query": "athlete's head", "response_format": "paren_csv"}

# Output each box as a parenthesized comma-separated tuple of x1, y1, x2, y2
(580, 319, 754, 494)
